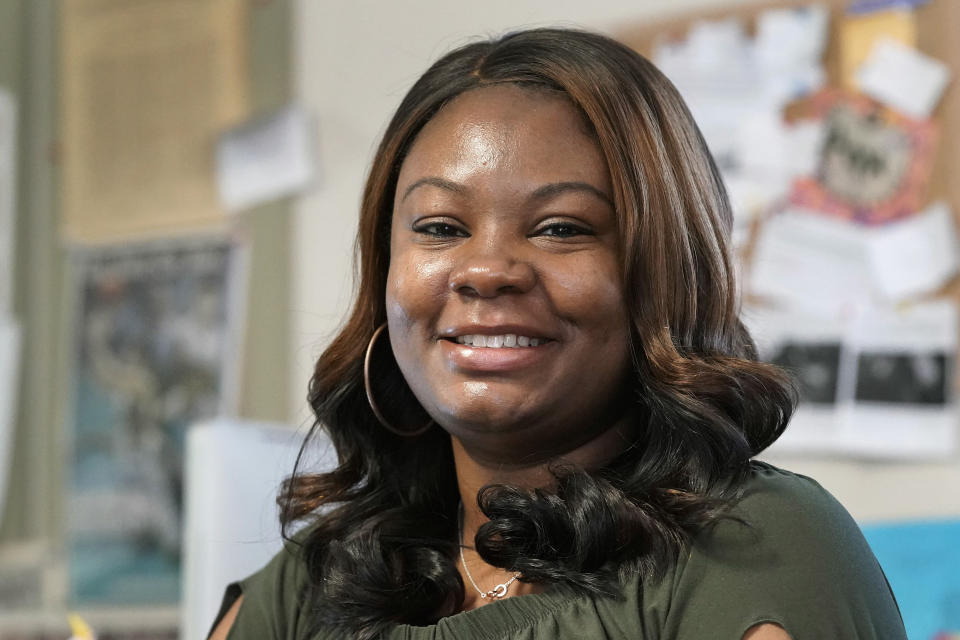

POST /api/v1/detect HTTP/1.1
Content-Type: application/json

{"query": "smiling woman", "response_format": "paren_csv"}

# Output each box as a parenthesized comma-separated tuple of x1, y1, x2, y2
(209, 28, 906, 640)
(387, 84, 632, 465)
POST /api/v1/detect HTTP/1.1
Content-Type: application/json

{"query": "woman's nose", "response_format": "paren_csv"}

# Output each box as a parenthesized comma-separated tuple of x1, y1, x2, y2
(448, 246, 537, 298)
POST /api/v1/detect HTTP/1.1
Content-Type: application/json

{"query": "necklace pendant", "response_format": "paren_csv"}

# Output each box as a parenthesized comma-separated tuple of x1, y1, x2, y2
(489, 583, 509, 598)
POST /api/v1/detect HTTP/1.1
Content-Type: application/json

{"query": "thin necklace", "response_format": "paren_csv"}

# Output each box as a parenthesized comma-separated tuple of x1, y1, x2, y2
(458, 503, 520, 599)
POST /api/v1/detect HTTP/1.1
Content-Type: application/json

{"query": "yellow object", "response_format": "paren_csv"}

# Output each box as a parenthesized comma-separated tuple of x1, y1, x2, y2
(840, 8, 917, 89)
(67, 613, 95, 640)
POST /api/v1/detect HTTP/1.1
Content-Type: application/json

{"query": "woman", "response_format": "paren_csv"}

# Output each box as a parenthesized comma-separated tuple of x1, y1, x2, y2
(211, 28, 906, 639)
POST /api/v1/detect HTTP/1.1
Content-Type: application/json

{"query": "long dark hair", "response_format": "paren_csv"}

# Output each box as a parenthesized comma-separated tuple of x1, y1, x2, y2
(279, 27, 795, 639)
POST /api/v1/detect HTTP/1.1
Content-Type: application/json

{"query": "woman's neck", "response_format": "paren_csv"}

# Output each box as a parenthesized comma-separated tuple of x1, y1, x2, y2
(451, 415, 636, 609)
(452, 413, 636, 523)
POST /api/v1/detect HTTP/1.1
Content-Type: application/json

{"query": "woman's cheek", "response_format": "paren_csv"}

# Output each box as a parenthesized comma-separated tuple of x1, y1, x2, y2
(385, 251, 451, 333)
(551, 259, 625, 327)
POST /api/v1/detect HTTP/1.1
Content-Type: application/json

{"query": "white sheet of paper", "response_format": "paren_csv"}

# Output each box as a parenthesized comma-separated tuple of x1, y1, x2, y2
(747, 301, 957, 459)
(754, 5, 829, 105)
(181, 419, 336, 640)
(754, 4, 829, 71)
(0, 316, 22, 526)
(786, 119, 827, 178)
(685, 18, 751, 73)
(856, 37, 950, 119)
(725, 112, 794, 232)
(654, 18, 765, 164)
(866, 202, 959, 301)
(840, 301, 957, 459)
(0, 88, 17, 315)
(743, 305, 852, 454)
(655, 13, 827, 230)
(733, 114, 825, 185)
(750, 209, 874, 315)
(736, 111, 793, 178)
(216, 104, 316, 212)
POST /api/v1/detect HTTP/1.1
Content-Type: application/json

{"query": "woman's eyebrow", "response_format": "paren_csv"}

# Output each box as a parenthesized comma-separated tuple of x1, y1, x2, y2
(529, 181, 613, 206)
(401, 176, 466, 202)
(400, 177, 613, 206)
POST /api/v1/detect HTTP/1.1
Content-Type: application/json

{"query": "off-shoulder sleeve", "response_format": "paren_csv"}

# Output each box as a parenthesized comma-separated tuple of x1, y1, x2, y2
(650, 462, 907, 639)
(208, 539, 314, 640)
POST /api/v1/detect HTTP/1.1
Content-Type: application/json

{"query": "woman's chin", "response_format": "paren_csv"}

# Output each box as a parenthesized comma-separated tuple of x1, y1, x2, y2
(431, 396, 543, 438)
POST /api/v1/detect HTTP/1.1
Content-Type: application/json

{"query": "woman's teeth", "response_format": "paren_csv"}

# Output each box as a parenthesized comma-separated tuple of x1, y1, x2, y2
(456, 334, 541, 348)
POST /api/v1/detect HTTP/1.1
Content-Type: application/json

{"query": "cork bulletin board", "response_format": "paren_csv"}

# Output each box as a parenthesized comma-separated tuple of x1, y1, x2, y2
(60, 0, 250, 244)
(617, 0, 960, 250)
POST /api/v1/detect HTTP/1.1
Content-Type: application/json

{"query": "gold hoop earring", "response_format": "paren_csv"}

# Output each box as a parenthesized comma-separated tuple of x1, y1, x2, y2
(363, 323, 434, 437)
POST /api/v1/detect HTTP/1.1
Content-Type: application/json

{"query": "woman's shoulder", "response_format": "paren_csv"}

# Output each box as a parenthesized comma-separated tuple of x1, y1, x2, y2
(641, 460, 906, 639)
(730, 460, 854, 530)
(209, 531, 315, 640)
(695, 460, 882, 582)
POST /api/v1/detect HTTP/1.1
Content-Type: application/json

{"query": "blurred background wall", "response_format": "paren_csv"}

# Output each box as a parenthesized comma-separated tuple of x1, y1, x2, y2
(291, 0, 960, 525)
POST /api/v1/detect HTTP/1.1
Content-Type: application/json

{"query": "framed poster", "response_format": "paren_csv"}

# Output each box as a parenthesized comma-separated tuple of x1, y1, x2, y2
(66, 238, 245, 605)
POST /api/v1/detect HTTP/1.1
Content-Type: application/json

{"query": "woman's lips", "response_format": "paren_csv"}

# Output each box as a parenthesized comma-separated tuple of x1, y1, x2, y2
(440, 337, 555, 372)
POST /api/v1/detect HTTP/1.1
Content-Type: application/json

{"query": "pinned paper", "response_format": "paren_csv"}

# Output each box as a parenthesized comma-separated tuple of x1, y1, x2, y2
(754, 5, 829, 73)
(654, 18, 760, 167)
(857, 38, 951, 119)
(840, 300, 957, 459)
(753, 5, 829, 106)
(655, 10, 830, 242)
(725, 115, 825, 236)
(866, 202, 959, 301)
(67, 240, 243, 605)
(743, 304, 848, 453)
(736, 115, 824, 182)
(840, 7, 917, 89)
(752, 203, 958, 313)
(747, 300, 957, 459)
(750, 209, 873, 315)
(216, 104, 317, 212)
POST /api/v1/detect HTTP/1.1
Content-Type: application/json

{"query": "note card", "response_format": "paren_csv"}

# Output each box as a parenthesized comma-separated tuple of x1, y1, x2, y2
(857, 38, 950, 119)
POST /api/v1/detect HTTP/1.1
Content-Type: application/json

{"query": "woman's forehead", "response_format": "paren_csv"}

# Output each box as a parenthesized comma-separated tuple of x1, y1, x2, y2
(395, 84, 611, 202)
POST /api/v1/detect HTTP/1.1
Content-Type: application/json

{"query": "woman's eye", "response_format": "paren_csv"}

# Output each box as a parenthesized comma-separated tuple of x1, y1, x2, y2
(414, 222, 468, 238)
(536, 223, 592, 238)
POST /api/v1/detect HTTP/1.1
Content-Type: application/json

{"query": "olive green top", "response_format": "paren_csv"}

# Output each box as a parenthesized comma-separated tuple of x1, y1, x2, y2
(213, 462, 906, 639)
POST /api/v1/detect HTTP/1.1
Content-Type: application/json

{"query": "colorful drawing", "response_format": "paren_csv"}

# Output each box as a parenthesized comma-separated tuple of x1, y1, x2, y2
(790, 89, 937, 225)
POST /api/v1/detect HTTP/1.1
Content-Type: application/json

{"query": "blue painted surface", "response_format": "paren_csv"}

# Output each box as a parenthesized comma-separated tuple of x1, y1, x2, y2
(861, 519, 960, 640)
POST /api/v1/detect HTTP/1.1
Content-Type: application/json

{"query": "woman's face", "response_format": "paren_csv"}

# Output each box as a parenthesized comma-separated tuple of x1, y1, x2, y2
(386, 84, 632, 464)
